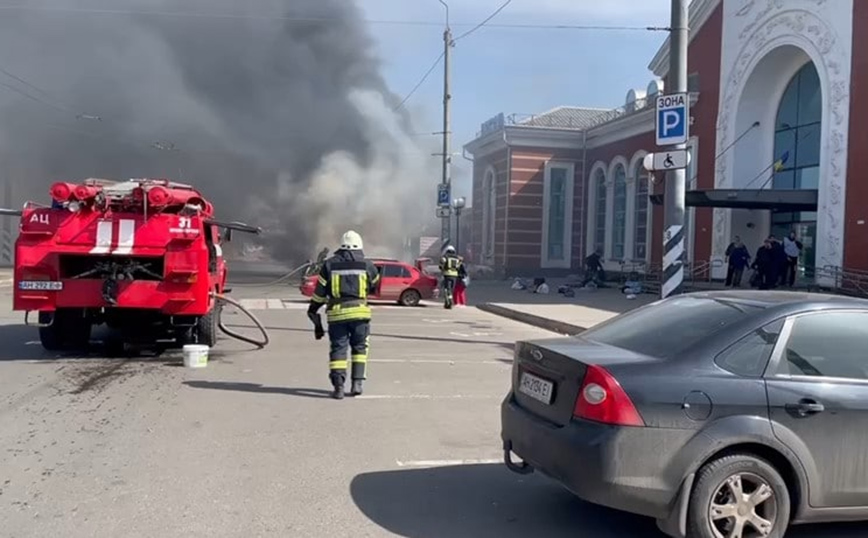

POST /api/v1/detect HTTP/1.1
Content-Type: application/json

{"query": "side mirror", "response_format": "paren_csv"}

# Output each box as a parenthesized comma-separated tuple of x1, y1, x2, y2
(222, 228, 232, 242)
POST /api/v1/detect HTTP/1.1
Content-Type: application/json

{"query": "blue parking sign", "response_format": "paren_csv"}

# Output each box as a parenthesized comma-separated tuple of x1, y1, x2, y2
(656, 93, 689, 146)
(437, 184, 450, 206)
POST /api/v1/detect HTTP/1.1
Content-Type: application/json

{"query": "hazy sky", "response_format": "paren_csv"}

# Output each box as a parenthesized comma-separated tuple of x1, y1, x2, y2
(358, 0, 674, 200)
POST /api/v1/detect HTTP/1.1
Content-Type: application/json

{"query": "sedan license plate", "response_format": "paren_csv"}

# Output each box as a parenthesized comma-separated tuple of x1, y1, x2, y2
(18, 280, 63, 291)
(519, 371, 554, 405)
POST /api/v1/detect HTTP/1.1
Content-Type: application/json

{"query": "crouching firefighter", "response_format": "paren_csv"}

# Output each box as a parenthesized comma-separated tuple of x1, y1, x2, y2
(307, 231, 380, 400)
(439, 245, 463, 309)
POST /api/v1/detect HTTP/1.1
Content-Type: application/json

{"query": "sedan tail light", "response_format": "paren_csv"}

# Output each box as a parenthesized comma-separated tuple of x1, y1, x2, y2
(573, 364, 645, 427)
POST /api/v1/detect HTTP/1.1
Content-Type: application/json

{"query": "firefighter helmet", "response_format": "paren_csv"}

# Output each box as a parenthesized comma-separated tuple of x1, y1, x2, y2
(340, 230, 364, 251)
(444, 245, 456, 254)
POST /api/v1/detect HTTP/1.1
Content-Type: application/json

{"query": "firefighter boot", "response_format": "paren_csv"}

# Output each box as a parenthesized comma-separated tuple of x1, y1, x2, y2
(350, 379, 363, 397)
(330, 372, 346, 400)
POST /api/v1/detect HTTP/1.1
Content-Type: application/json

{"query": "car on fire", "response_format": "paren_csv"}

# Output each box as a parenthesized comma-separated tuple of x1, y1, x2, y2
(502, 290, 868, 538)
(300, 257, 438, 307)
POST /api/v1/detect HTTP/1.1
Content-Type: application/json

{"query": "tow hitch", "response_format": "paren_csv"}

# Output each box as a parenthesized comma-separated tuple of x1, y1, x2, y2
(503, 440, 534, 475)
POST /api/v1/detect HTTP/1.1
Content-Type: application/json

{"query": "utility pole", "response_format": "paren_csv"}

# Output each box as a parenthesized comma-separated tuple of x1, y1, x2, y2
(440, 22, 454, 250)
(661, 0, 689, 299)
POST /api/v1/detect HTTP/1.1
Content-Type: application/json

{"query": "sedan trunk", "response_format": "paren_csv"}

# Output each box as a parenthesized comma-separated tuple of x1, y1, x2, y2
(511, 338, 658, 427)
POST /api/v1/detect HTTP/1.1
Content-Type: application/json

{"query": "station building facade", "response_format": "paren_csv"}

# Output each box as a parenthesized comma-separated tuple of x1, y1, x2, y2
(464, 0, 868, 285)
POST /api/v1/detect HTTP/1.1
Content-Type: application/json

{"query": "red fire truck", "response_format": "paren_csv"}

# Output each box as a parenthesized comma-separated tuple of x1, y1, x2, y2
(10, 178, 262, 352)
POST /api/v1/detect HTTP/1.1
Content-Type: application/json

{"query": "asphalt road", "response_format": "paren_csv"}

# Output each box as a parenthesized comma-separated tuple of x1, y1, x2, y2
(1, 278, 867, 537)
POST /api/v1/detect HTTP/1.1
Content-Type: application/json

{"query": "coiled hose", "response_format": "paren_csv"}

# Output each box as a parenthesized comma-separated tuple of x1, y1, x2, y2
(210, 292, 270, 348)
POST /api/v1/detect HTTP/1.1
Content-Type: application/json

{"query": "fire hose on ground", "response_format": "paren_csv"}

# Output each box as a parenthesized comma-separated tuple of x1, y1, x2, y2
(206, 260, 321, 348)
(210, 292, 270, 348)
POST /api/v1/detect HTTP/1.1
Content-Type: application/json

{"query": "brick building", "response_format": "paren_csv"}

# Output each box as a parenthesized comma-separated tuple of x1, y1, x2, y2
(464, 0, 868, 286)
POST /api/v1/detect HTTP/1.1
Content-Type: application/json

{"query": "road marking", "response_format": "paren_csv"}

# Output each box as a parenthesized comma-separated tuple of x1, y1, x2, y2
(266, 299, 284, 309)
(355, 394, 500, 400)
(396, 458, 502, 468)
(450, 331, 504, 338)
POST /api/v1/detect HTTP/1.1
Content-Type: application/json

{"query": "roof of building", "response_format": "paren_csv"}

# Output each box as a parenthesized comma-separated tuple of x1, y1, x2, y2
(516, 106, 609, 130)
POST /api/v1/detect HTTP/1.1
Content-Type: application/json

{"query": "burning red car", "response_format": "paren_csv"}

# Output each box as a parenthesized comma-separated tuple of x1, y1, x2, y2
(300, 257, 438, 306)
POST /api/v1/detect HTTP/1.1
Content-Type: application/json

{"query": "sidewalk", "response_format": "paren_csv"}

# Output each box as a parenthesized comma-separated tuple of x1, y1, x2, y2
(470, 280, 656, 335)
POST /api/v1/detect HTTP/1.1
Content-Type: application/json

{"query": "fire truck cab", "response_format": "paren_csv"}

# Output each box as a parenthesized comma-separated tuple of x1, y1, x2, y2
(13, 178, 258, 352)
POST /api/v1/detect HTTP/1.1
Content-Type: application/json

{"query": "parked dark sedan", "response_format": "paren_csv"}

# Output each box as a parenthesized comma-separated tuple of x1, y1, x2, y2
(501, 290, 868, 538)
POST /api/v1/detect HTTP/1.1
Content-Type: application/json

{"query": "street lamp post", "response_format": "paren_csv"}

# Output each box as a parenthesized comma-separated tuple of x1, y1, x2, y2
(452, 196, 466, 254)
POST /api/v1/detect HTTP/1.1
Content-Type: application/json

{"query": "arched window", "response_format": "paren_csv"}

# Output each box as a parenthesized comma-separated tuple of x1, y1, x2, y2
(773, 62, 821, 190)
(612, 164, 627, 259)
(634, 167, 649, 260)
(771, 61, 820, 276)
(593, 169, 606, 253)
(482, 169, 496, 263)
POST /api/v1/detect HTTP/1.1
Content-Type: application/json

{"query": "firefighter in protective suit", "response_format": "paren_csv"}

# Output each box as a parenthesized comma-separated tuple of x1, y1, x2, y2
(439, 245, 463, 309)
(307, 231, 380, 400)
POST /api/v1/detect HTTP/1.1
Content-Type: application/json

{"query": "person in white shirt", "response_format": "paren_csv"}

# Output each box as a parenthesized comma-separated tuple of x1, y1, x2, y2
(782, 231, 803, 287)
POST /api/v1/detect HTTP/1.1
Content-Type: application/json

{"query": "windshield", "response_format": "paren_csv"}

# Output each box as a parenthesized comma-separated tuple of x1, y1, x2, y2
(580, 296, 762, 358)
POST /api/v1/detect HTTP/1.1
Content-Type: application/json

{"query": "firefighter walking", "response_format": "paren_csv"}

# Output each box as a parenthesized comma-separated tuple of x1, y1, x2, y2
(307, 231, 380, 400)
(439, 245, 463, 309)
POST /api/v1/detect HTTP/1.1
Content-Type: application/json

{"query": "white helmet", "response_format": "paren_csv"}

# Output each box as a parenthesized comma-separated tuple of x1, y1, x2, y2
(444, 245, 456, 254)
(339, 230, 364, 251)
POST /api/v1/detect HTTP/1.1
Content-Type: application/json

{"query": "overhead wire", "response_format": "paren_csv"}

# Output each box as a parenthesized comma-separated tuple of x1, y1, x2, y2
(454, 0, 513, 41)
(395, 51, 445, 112)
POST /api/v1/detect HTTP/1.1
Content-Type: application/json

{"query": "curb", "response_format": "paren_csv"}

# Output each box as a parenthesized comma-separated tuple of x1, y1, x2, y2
(477, 303, 586, 336)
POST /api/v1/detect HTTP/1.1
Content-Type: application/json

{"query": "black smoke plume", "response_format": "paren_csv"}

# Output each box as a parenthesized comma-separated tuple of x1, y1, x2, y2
(0, 0, 436, 263)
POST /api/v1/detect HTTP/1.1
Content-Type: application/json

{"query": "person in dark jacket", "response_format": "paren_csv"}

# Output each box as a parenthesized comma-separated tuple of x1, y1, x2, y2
(752, 239, 775, 290)
(308, 231, 380, 399)
(768, 235, 788, 288)
(580, 248, 605, 287)
(727, 238, 751, 287)
(724, 236, 741, 287)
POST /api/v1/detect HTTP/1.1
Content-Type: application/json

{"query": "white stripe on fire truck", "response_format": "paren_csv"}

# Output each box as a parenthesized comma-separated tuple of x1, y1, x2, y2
(90, 220, 113, 254)
(113, 219, 136, 255)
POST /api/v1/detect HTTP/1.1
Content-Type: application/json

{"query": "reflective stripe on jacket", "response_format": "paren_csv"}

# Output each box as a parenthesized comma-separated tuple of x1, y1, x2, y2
(440, 255, 461, 277)
(310, 250, 380, 323)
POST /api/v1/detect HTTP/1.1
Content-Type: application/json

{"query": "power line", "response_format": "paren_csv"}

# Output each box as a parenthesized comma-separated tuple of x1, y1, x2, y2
(0, 64, 103, 120)
(395, 51, 445, 111)
(455, 0, 513, 41)
(0, 5, 667, 31)
(0, 79, 69, 114)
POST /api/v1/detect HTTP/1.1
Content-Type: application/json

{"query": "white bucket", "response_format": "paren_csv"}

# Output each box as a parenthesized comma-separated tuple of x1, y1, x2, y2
(182, 344, 210, 368)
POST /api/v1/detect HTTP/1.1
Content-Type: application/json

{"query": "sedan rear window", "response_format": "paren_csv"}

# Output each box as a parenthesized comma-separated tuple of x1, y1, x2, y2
(580, 296, 762, 358)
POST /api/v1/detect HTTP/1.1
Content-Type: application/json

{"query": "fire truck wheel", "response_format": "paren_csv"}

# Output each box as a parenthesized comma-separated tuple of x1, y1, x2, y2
(38, 309, 91, 352)
(196, 304, 220, 347)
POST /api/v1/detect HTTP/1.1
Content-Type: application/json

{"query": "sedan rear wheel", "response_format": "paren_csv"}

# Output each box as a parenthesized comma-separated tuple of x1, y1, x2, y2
(687, 453, 790, 538)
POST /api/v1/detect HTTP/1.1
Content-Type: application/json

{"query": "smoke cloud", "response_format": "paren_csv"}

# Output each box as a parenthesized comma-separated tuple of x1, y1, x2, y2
(0, 0, 438, 263)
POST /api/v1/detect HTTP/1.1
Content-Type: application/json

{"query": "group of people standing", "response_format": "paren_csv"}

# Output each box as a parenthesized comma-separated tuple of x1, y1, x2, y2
(725, 232, 804, 290)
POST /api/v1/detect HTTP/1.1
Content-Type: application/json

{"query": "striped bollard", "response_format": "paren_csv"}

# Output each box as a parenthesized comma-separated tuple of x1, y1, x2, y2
(662, 225, 684, 299)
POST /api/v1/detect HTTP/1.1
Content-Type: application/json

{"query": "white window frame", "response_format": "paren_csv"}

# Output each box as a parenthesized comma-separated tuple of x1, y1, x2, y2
(609, 161, 629, 262)
(585, 163, 608, 258)
(541, 161, 575, 269)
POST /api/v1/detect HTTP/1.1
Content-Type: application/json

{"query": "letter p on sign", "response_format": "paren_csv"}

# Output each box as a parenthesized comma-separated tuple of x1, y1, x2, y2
(656, 92, 689, 146)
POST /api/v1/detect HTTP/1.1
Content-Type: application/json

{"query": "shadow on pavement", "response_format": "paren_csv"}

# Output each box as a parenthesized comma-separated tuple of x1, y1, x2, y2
(350, 463, 868, 538)
(0, 323, 51, 361)
(350, 463, 663, 538)
(183, 380, 333, 399)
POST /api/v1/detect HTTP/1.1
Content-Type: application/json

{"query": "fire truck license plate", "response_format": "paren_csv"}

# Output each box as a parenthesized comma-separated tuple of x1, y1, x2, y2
(18, 281, 63, 291)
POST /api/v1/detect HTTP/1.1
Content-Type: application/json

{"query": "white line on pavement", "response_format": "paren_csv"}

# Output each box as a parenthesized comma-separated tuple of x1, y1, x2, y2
(395, 458, 502, 468)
